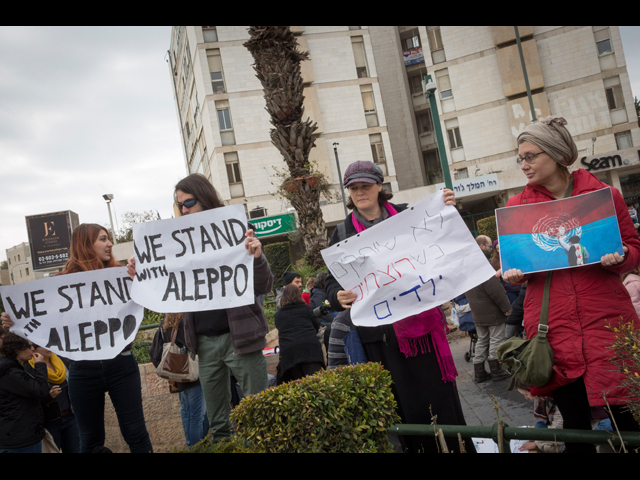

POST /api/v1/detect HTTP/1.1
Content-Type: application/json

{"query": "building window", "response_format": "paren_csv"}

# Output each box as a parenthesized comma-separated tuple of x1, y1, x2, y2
(202, 26, 218, 43)
(348, 26, 361, 30)
(403, 34, 420, 51)
(225, 152, 244, 198)
(216, 100, 235, 146)
(447, 126, 463, 149)
(369, 133, 387, 175)
(409, 74, 423, 95)
(435, 69, 452, 100)
(604, 76, 628, 125)
(360, 85, 378, 127)
(593, 26, 613, 56)
(454, 168, 468, 180)
(418, 111, 433, 134)
(615, 131, 633, 150)
(427, 26, 446, 64)
(351, 36, 369, 78)
(207, 49, 226, 94)
(25, 268, 29, 276)
(217, 108, 232, 131)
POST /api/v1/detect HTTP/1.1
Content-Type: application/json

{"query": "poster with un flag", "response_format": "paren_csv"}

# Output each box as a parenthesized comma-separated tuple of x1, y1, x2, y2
(496, 187, 623, 274)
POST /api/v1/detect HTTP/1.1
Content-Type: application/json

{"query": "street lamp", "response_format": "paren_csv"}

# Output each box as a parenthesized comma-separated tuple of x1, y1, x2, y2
(102, 194, 118, 245)
(423, 75, 453, 190)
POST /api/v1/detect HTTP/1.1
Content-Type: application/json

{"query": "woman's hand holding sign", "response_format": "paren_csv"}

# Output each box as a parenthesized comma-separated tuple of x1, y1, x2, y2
(601, 245, 628, 267)
(245, 229, 262, 258)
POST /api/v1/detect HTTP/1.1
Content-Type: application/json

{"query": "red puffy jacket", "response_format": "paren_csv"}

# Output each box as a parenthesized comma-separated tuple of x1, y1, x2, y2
(506, 168, 640, 406)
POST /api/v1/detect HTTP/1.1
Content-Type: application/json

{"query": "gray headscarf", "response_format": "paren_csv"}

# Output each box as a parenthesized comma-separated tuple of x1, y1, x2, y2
(517, 116, 578, 167)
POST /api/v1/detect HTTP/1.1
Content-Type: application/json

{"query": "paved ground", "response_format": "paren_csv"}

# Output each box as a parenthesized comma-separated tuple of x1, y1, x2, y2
(448, 331, 534, 428)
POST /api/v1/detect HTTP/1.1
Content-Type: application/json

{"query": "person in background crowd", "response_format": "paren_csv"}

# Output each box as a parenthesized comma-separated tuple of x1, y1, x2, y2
(622, 267, 640, 319)
(490, 239, 521, 304)
(274, 285, 325, 384)
(0, 333, 52, 453)
(150, 313, 209, 448)
(0, 326, 7, 350)
(501, 116, 640, 453)
(2, 224, 153, 453)
(627, 202, 638, 224)
(324, 160, 475, 454)
(465, 242, 512, 384)
(301, 277, 314, 306)
(476, 235, 493, 260)
(24, 343, 80, 453)
(128, 173, 273, 443)
(276, 271, 303, 309)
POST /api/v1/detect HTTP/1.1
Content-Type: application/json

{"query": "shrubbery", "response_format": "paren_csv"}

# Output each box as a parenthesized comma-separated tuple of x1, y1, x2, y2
(477, 215, 497, 241)
(608, 320, 640, 425)
(229, 363, 400, 453)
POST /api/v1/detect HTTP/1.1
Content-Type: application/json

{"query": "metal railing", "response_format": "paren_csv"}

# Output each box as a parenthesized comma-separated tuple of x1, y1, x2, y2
(390, 421, 640, 453)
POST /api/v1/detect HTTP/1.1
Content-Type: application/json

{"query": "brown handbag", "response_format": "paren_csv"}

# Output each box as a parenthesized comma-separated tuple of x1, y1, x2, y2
(155, 328, 199, 383)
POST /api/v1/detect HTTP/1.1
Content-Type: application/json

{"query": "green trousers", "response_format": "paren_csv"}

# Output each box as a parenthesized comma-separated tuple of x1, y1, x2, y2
(196, 333, 268, 440)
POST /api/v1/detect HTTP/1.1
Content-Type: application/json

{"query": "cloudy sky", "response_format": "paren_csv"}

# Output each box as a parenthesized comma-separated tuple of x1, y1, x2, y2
(1, 26, 640, 264)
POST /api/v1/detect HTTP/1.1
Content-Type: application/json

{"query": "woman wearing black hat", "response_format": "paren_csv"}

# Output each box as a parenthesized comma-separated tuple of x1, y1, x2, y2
(324, 160, 473, 453)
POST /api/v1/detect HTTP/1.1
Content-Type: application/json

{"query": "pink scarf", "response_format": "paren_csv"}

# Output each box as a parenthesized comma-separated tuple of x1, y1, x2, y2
(351, 202, 458, 383)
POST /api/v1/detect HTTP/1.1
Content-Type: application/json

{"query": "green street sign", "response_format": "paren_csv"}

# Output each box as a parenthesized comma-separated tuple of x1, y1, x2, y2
(251, 213, 297, 238)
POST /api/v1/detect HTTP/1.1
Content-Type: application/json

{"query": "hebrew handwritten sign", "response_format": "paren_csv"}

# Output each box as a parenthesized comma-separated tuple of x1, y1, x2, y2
(0, 267, 144, 361)
(130, 204, 254, 313)
(321, 192, 496, 327)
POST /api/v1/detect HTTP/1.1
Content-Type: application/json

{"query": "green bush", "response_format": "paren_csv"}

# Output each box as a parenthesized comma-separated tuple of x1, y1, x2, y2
(477, 215, 497, 241)
(132, 340, 151, 364)
(174, 435, 257, 453)
(264, 242, 292, 290)
(230, 363, 401, 453)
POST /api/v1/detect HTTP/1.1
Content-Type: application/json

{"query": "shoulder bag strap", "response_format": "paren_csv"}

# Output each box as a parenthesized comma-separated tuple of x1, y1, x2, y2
(538, 176, 574, 338)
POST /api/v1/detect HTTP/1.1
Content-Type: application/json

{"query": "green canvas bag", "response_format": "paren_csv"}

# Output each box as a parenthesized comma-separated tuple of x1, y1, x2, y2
(497, 271, 554, 391)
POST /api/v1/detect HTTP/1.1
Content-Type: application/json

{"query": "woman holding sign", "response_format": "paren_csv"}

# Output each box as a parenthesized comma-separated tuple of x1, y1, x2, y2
(501, 116, 640, 452)
(324, 161, 474, 454)
(127, 174, 274, 442)
(2, 224, 153, 453)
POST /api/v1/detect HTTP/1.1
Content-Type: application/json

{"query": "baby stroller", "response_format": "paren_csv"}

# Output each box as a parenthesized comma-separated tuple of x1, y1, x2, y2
(452, 294, 477, 363)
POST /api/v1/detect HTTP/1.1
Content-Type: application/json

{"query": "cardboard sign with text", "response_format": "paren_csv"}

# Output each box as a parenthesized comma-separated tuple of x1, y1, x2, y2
(321, 192, 496, 327)
(0, 267, 143, 361)
(131, 205, 254, 313)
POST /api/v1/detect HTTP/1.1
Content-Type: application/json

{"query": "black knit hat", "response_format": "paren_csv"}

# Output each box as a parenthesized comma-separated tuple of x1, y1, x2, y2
(283, 271, 301, 285)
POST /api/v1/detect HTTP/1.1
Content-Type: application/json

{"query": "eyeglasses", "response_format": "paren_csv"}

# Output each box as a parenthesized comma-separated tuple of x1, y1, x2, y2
(176, 198, 198, 209)
(516, 151, 546, 166)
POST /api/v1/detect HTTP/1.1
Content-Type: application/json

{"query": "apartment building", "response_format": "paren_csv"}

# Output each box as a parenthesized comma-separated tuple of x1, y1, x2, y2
(169, 26, 640, 238)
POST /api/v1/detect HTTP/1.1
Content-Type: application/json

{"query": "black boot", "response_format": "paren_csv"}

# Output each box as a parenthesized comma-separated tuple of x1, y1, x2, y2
(474, 362, 491, 383)
(488, 359, 510, 382)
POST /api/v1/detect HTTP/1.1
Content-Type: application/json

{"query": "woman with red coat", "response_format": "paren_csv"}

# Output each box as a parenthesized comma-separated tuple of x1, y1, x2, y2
(502, 116, 640, 452)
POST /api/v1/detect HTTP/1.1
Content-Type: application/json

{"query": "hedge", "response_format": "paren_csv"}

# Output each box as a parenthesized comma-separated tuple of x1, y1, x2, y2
(264, 241, 292, 290)
(477, 215, 497, 241)
(230, 363, 401, 453)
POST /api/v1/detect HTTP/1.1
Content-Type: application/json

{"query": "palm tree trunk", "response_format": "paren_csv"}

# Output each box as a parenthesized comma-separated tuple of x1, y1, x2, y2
(245, 26, 328, 267)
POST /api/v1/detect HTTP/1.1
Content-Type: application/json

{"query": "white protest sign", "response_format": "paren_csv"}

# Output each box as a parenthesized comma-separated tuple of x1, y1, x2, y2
(131, 204, 254, 313)
(0, 267, 144, 361)
(320, 192, 496, 327)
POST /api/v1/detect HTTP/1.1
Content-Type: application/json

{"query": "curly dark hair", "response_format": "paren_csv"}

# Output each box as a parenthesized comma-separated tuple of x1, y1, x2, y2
(0, 333, 32, 359)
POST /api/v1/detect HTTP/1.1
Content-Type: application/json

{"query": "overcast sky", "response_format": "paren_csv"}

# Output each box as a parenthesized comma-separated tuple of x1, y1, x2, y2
(1, 26, 639, 264)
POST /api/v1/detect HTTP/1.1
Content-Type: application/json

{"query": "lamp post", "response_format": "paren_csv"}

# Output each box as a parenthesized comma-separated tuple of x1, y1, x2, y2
(333, 143, 349, 218)
(423, 75, 453, 190)
(514, 26, 537, 124)
(102, 194, 118, 245)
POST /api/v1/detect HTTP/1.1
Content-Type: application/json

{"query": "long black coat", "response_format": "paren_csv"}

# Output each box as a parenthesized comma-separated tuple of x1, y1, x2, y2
(0, 357, 51, 449)
(274, 304, 324, 376)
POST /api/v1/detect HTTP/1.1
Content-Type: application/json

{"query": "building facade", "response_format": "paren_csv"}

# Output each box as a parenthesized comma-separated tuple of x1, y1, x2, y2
(169, 26, 640, 238)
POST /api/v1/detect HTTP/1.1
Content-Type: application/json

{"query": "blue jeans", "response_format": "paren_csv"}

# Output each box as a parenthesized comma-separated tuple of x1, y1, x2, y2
(0, 441, 42, 453)
(45, 413, 80, 453)
(179, 384, 209, 447)
(69, 353, 152, 453)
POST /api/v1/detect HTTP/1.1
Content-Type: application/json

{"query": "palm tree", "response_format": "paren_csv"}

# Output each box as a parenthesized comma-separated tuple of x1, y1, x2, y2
(245, 26, 328, 268)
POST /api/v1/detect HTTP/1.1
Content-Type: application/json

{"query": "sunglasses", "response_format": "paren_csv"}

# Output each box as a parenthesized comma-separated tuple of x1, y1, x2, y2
(176, 198, 198, 209)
